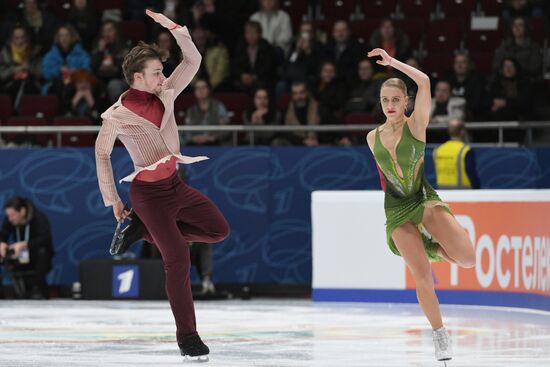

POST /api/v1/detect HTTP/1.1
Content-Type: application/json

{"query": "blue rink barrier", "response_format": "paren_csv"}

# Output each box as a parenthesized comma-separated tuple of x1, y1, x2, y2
(1, 146, 550, 286)
(312, 289, 550, 311)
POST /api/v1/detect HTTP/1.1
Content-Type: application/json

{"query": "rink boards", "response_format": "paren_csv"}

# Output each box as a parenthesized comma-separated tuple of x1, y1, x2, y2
(311, 190, 550, 311)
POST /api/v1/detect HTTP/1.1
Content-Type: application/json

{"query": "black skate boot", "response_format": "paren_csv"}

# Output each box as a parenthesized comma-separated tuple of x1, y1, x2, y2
(178, 334, 210, 362)
(109, 210, 144, 255)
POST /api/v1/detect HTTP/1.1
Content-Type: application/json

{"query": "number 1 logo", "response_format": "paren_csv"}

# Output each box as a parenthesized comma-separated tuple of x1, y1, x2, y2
(112, 265, 139, 298)
(118, 269, 135, 294)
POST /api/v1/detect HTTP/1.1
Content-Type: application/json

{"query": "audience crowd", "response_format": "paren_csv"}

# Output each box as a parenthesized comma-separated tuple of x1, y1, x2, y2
(0, 0, 548, 146)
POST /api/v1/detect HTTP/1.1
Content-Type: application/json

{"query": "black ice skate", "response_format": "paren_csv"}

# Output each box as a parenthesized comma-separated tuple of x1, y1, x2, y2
(178, 334, 210, 362)
(109, 210, 144, 255)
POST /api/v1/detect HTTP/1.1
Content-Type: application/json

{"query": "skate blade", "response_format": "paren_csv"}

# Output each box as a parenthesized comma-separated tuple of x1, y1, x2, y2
(183, 354, 209, 363)
(109, 222, 123, 255)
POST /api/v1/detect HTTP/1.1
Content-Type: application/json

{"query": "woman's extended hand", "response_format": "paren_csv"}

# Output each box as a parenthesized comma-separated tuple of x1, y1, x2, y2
(367, 48, 392, 66)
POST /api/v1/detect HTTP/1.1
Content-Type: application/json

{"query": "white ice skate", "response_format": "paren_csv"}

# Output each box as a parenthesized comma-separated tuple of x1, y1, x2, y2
(201, 278, 216, 294)
(433, 327, 453, 365)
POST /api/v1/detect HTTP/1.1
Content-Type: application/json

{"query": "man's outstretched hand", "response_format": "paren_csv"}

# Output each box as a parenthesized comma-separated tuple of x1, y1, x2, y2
(145, 9, 178, 30)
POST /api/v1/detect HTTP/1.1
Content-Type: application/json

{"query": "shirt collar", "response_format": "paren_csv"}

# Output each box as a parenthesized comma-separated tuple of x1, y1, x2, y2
(125, 88, 156, 103)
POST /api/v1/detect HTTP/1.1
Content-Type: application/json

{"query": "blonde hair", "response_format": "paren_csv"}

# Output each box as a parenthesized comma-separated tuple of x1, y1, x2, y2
(381, 78, 407, 96)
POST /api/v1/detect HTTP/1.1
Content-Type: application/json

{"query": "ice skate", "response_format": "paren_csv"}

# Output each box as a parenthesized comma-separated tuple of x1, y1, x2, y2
(433, 327, 453, 365)
(201, 278, 216, 295)
(109, 210, 144, 255)
(179, 334, 210, 363)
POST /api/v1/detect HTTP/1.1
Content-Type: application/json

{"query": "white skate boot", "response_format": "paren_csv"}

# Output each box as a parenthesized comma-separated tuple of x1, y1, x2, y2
(433, 327, 453, 365)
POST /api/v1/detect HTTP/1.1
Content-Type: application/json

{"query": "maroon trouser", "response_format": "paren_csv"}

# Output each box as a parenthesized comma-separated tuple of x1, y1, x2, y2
(130, 171, 229, 342)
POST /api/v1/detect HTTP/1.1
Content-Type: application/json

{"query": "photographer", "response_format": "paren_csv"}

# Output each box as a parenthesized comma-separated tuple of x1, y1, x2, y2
(0, 197, 54, 299)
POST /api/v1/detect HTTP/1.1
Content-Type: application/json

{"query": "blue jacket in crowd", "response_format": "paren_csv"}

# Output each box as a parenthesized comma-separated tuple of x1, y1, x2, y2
(40, 42, 91, 95)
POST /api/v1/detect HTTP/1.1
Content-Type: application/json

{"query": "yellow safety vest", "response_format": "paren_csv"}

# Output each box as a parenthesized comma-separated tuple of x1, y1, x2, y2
(433, 140, 472, 189)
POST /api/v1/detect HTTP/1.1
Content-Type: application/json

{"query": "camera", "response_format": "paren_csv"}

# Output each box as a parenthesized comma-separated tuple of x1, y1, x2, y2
(0, 249, 18, 265)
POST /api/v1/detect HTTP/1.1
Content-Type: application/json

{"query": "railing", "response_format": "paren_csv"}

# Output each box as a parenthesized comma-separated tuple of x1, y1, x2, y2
(0, 121, 549, 147)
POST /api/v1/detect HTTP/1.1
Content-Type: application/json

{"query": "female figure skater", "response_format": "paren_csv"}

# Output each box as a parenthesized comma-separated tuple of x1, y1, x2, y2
(366, 48, 476, 364)
(95, 10, 229, 361)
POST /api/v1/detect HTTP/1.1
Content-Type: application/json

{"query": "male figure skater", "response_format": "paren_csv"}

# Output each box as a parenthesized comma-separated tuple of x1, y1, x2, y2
(95, 9, 229, 361)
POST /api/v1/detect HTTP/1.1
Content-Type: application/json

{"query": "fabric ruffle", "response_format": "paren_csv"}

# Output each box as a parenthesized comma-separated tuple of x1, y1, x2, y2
(120, 154, 208, 183)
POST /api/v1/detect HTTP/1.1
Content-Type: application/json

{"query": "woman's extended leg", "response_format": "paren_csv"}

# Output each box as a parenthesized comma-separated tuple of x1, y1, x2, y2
(392, 222, 443, 329)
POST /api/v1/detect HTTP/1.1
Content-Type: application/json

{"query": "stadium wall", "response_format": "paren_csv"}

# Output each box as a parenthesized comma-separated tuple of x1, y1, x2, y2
(1, 147, 550, 290)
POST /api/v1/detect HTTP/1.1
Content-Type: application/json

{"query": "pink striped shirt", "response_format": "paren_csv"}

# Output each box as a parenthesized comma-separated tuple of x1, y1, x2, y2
(95, 26, 206, 206)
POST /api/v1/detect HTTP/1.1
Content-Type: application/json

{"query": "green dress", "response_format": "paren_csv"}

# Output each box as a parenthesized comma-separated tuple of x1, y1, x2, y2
(373, 121, 449, 262)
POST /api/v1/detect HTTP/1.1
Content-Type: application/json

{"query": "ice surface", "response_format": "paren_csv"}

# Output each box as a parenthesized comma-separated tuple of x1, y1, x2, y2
(0, 299, 548, 366)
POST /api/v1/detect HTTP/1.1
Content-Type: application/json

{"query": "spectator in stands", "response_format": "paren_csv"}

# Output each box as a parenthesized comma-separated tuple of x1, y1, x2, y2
(127, 0, 159, 21)
(433, 118, 480, 189)
(161, 0, 188, 21)
(66, 0, 99, 50)
(405, 57, 421, 70)
(430, 80, 466, 125)
(0, 197, 54, 299)
(492, 16, 542, 78)
(91, 20, 129, 103)
(232, 21, 277, 93)
(503, 0, 545, 22)
(312, 61, 353, 145)
(189, 0, 237, 51)
(323, 20, 363, 84)
(488, 57, 532, 121)
(447, 52, 487, 120)
(1, 0, 58, 54)
(41, 24, 91, 96)
(369, 19, 411, 74)
(191, 26, 230, 91)
(345, 58, 382, 113)
(61, 69, 106, 123)
(284, 21, 324, 89)
(156, 30, 182, 77)
(243, 87, 278, 145)
(275, 81, 320, 146)
(250, 0, 293, 55)
(184, 79, 230, 145)
(311, 61, 347, 123)
(0, 26, 41, 109)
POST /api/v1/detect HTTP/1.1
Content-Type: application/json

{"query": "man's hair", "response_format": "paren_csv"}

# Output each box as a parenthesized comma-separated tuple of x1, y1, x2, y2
(379, 17, 394, 27)
(436, 79, 451, 88)
(244, 20, 262, 35)
(4, 197, 27, 211)
(11, 25, 30, 39)
(291, 80, 308, 91)
(454, 50, 470, 62)
(332, 19, 350, 31)
(122, 41, 168, 85)
(55, 24, 81, 45)
(509, 16, 532, 37)
(448, 119, 466, 138)
(193, 78, 211, 90)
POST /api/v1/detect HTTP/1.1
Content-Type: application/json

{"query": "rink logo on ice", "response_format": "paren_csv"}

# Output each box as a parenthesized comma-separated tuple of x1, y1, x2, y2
(407, 202, 550, 296)
(112, 265, 140, 298)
